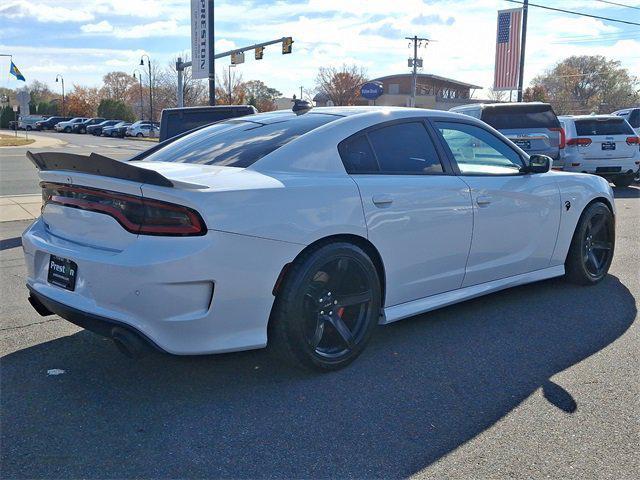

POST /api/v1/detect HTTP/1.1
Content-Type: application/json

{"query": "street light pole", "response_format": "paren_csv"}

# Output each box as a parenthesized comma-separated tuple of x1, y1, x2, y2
(517, 0, 529, 102)
(132, 69, 144, 120)
(140, 54, 153, 121)
(55, 74, 65, 116)
(228, 64, 236, 104)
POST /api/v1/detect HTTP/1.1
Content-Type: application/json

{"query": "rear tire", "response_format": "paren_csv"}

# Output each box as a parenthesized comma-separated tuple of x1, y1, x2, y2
(136, 132, 143, 137)
(565, 202, 614, 285)
(269, 242, 381, 371)
(613, 174, 633, 188)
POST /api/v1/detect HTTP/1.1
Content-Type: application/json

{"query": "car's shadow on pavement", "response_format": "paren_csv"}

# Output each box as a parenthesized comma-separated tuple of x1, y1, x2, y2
(612, 185, 639, 198)
(1, 275, 635, 479)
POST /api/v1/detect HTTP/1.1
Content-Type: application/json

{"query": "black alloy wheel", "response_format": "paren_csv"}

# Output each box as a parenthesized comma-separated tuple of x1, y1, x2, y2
(566, 202, 614, 285)
(270, 242, 381, 371)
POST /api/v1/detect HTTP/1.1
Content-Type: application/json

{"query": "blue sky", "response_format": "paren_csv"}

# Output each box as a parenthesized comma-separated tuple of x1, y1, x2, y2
(1, 0, 639, 98)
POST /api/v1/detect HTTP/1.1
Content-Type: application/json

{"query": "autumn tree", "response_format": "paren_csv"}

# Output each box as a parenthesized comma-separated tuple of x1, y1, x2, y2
(523, 85, 548, 102)
(101, 71, 137, 104)
(244, 80, 281, 112)
(214, 70, 246, 105)
(65, 85, 101, 117)
(531, 55, 639, 115)
(315, 64, 367, 106)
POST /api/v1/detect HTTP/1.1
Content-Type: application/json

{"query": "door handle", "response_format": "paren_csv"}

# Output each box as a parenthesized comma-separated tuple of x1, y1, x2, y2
(372, 194, 393, 207)
(476, 195, 492, 206)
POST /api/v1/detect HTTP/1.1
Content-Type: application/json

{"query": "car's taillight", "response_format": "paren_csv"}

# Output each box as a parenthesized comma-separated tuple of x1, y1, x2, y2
(566, 138, 592, 147)
(626, 136, 639, 145)
(549, 127, 565, 149)
(41, 183, 206, 236)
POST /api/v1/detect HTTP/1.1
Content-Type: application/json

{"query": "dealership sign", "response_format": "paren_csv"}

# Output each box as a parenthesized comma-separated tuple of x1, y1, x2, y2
(360, 82, 383, 100)
(191, 0, 210, 80)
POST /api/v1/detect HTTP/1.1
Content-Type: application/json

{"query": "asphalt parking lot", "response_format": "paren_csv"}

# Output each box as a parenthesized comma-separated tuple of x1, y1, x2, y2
(0, 177, 638, 477)
(0, 130, 152, 196)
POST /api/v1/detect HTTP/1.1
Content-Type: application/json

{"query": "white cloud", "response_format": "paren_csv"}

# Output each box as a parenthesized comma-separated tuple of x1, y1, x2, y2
(81, 21, 114, 33)
(0, 0, 94, 22)
(113, 20, 189, 39)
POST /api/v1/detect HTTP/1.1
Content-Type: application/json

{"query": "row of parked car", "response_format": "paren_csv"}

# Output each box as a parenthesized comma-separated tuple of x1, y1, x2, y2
(450, 104, 640, 187)
(29, 116, 159, 138)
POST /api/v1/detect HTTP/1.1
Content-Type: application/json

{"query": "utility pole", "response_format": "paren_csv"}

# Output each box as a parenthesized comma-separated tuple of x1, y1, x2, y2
(517, 0, 529, 102)
(208, 0, 215, 106)
(406, 36, 429, 108)
(300, 86, 303, 101)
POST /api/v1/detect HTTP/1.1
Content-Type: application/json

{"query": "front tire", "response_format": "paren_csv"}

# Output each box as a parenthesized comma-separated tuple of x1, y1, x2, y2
(64, 126, 71, 133)
(136, 132, 143, 137)
(565, 202, 614, 285)
(270, 242, 382, 371)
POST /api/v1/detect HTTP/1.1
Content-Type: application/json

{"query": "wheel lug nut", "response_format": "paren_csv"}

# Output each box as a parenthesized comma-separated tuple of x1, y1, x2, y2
(320, 311, 324, 315)
(334, 300, 337, 304)
(328, 292, 331, 296)
(329, 311, 333, 315)
(319, 298, 323, 302)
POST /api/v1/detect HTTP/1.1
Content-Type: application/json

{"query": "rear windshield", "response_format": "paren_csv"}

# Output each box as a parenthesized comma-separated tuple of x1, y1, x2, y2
(142, 113, 339, 168)
(575, 118, 634, 136)
(481, 104, 560, 129)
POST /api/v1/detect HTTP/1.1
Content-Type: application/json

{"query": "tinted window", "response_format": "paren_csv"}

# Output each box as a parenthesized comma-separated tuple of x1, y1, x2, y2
(367, 122, 443, 174)
(575, 118, 634, 136)
(436, 121, 524, 175)
(142, 114, 338, 168)
(481, 104, 560, 129)
(339, 135, 378, 173)
(629, 109, 640, 128)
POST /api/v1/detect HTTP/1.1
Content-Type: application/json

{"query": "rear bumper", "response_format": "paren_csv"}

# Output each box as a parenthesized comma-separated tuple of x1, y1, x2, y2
(22, 217, 301, 355)
(27, 285, 164, 351)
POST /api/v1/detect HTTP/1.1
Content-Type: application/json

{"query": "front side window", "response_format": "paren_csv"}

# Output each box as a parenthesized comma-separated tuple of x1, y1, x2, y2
(435, 121, 524, 175)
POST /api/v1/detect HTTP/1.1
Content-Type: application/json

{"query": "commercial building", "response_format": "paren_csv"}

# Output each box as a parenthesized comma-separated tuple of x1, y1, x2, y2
(314, 73, 483, 110)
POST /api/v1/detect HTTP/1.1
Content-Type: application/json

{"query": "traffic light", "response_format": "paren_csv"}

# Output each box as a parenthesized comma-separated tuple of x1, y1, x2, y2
(255, 46, 264, 60)
(282, 37, 293, 55)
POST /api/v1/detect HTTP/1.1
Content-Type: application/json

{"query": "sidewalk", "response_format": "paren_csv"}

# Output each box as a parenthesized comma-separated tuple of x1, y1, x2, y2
(0, 195, 41, 222)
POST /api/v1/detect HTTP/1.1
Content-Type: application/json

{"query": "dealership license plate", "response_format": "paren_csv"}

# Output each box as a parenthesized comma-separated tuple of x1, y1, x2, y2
(601, 142, 616, 150)
(513, 139, 531, 150)
(48, 255, 78, 291)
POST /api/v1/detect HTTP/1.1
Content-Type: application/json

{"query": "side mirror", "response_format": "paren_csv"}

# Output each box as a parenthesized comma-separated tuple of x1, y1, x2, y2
(523, 154, 551, 174)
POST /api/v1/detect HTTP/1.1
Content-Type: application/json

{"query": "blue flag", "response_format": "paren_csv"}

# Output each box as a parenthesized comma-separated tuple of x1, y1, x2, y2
(10, 61, 25, 82)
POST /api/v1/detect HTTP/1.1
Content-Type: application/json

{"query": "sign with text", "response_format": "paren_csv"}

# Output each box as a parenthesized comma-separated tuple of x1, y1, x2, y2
(360, 82, 383, 100)
(191, 0, 210, 80)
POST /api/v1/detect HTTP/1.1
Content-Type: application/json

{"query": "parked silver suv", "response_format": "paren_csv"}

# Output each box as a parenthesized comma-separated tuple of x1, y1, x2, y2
(450, 102, 564, 162)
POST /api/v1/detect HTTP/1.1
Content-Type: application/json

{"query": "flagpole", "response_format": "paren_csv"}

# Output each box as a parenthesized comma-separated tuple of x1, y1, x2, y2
(517, 0, 529, 102)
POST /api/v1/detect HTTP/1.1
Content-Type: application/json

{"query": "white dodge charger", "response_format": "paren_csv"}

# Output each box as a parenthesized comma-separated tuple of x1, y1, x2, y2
(23, 107, 616, 370)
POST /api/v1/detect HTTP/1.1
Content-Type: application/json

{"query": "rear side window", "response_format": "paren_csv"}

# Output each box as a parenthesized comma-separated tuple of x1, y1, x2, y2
(339, 121, 443, 174)
(629, 109, 640, 128)
(338, 135, 378, 173)
(481, 104, 560, 129)
(142, 114, 338, 168)
(575, 118, 634, 136)
(370, 122, 443, 174)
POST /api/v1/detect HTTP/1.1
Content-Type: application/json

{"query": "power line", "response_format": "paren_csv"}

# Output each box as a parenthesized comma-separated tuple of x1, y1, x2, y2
(504, 0, 640, 25)
(593, 0, 640, 10)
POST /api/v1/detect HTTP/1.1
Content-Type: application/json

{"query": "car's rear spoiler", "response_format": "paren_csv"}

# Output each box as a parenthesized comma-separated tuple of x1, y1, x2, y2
(26, 151, 174, 188)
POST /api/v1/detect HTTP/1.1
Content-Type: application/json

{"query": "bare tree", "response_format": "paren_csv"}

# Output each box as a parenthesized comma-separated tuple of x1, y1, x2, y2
(214, 70, 246, 105)
(315, 64, 367, 106)
(487, 87, 508, 102)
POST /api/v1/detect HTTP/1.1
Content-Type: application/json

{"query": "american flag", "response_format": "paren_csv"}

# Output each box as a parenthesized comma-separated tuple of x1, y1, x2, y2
(494, 8, 522, 91)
